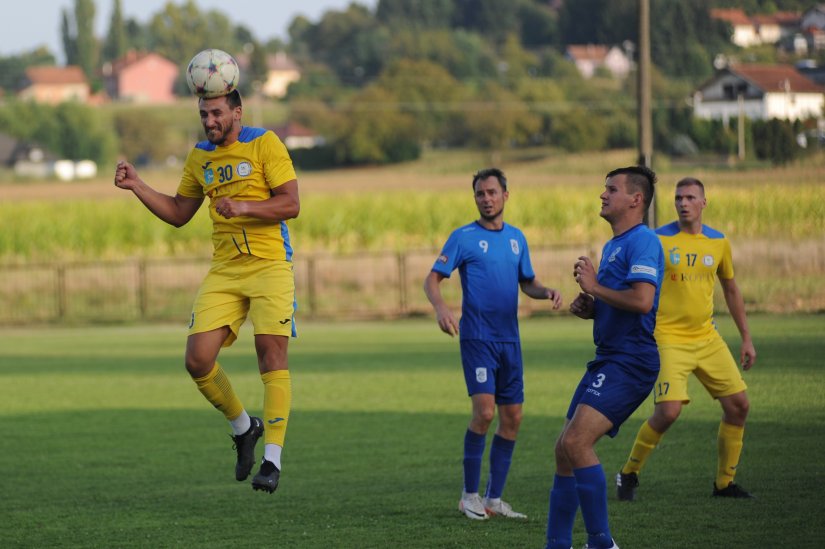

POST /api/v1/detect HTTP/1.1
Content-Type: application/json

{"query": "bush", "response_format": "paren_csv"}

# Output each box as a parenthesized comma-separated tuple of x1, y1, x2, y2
(752, 118, 801, 165)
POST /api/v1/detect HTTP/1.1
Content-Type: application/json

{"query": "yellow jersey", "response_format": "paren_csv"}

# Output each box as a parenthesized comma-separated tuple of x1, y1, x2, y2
(177, 127, 297, 262)
(654, 221, 734, 344)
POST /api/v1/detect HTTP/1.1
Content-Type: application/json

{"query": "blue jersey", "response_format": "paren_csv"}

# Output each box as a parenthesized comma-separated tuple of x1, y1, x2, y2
(432, 222, 535, 342)
(591, 223, 664, 372)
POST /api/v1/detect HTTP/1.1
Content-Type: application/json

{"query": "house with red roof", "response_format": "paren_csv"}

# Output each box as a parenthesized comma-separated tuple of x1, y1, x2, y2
(693, 64, 824, 123)
(103, 51, 179, 104)
(18, 66, 90, 104)
(565, 44, 632, 79)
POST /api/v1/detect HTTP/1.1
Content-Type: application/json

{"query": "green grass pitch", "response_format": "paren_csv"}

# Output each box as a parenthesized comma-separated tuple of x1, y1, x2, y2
(1, 315, 823, 548)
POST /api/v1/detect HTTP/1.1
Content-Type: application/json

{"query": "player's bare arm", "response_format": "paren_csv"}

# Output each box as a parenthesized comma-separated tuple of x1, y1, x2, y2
(423, 271, 459, 337)
(520, 278, 562, 309)
(114, 160, 203, 227)
(720, 276, 757, 370)
(215, 180, 300, 221)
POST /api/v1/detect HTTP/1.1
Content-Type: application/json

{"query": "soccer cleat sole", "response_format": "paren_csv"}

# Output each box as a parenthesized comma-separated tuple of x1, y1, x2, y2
(251, 481, 279, 494)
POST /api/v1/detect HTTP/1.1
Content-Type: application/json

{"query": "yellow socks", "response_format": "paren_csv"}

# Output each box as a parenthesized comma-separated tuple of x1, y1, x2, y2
(621, 420, 664, 475)
(716, 421, 745, 488)
(262, 370, 291, 447)
(192, 362, 244, 421)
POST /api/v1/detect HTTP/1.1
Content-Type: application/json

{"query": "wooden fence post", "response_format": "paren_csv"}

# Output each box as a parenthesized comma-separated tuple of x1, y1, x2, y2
(56, 264, 67, 320)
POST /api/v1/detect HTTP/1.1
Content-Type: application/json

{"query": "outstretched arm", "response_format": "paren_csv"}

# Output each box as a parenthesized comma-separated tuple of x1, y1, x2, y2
(520, 278, 562, 309)
(720, 277, 756, 370)
(423, 270, 459, 337)
(114, 160, 202, 227)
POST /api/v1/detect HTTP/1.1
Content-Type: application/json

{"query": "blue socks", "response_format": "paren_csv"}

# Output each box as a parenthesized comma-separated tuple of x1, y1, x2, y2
(574, 464, 613, 549)
(546, 474, 579, 549)
(463, 429, 486, 493)
(485, 434, 516, 499)
(546, 466, 613, 549)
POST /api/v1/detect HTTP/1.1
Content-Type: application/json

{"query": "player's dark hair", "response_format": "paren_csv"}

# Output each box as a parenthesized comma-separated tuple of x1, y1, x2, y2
(225, 89, 243, 109)
(606, 165, 657, 209)
(472, 168, 507, 191)
(676, 177, 705, 195)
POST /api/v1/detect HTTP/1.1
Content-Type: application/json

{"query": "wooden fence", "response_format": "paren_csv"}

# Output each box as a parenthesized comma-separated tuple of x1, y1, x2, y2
(1, 240, 822, 325)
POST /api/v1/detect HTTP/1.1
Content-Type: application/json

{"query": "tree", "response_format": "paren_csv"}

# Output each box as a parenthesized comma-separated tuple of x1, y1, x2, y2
(518, 1, 559, 48)
(375, 58, 467, 143)
(462, 81, 541, 149)
(549, 107, 608, 152)
(61, 0, 98, 81)
(102, 0, 127, 63)
(0, 100, 116, 165)
(147, 0, 243, 94)
(294, 5, 389, 86)
(336, 86, 422, 164)
(752, 118, 800, 165)
(376, 0, 455, 29)
(112, 109, 171, 165)
(452, 0, 522, 45)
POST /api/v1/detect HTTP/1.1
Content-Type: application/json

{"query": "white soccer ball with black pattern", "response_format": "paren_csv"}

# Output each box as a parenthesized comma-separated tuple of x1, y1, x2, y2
(186, 49, 240, 98)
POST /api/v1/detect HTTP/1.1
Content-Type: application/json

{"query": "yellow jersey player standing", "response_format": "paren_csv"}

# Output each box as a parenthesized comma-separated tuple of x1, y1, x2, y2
(616, 177, 757, 501)
(114, 89, 298, 494)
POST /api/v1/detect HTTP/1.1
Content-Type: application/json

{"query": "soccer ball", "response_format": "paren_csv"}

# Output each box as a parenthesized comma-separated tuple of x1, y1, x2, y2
(185, 49, 240, 98)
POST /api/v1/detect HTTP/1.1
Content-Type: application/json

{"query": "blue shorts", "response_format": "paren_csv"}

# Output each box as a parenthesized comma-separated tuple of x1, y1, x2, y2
(566, 360, 657, 437)
(460, 340, 524, 405)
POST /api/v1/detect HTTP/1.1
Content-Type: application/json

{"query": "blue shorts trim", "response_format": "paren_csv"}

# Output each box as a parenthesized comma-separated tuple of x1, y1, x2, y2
(566, 361, 656, 437)
(460, 340, 524, 405)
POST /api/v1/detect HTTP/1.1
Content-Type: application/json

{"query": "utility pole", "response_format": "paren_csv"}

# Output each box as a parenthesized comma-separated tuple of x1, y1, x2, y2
(738, 92, 746, 161)
(638, 0, 655, 227)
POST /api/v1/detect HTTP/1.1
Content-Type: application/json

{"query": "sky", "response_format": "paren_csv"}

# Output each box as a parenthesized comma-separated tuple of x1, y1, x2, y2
(3, 0, 378, 62)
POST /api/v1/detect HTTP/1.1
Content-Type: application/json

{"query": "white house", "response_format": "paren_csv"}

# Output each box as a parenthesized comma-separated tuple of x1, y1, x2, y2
(565, 45, 632, 79)
(693, 64, 824, 123)
(711, 8, 800, 47)
(236, 51, 302, 98)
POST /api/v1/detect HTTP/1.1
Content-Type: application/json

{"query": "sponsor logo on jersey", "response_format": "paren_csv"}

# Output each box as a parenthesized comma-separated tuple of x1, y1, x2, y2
(703, 254, 714, 266)
(608, 246, 622, 262)
(189, 312, 195, 329)
(279, 318, 291, 325)
(237, 161, 252, 177)
(438, 254, 448, 263)
(475, 368, 487, 383)
(631, 264, 657, 276)
(678, 272, 714, 282)
(510, 239, 519, 254)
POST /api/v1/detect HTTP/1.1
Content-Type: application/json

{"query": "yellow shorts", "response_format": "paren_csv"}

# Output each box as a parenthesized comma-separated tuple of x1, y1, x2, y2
(653, 337, 747, 404)
(188, 254, 296, 347)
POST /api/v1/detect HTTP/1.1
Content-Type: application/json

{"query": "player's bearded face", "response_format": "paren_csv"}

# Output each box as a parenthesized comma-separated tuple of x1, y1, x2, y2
(199, 98, 238, 145)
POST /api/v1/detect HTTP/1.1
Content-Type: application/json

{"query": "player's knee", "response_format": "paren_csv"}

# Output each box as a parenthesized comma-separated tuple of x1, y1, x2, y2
(558, 430, 587, 458)
(184, 354, 214, 378)
(553, 437, 568, 464)
(723, 395, 749, 423)
(475, 407, 495, 426)
(652, 402, 682, 429)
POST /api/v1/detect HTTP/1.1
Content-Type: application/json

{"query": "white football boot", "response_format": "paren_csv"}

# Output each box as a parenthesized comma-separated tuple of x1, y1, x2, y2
(458, 492, 489, 520)
(482, 497, 527, 519)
